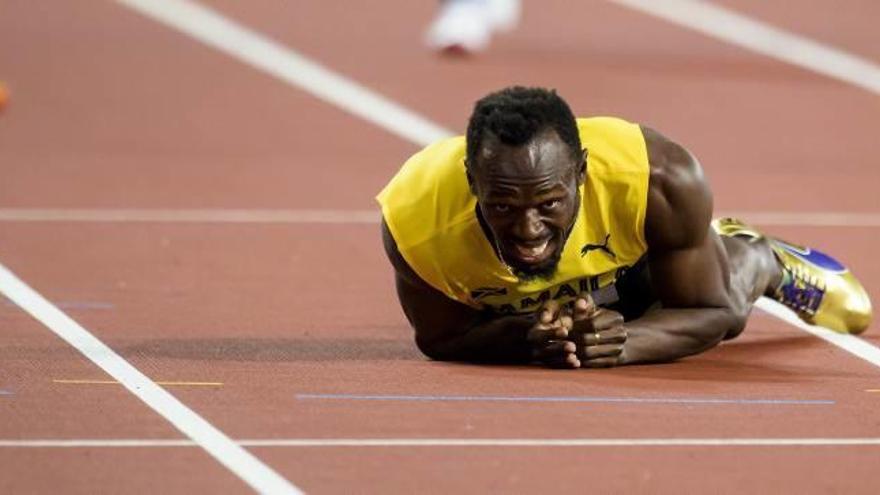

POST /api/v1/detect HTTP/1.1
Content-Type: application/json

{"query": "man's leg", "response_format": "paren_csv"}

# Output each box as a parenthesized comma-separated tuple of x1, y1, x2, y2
(424, 0, 521, 53)
(714, 217, 872, 335)
(719, 233, 780, 340)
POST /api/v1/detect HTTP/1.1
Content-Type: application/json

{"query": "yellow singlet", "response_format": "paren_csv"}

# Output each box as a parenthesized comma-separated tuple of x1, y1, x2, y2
(377, 117, 650, 314)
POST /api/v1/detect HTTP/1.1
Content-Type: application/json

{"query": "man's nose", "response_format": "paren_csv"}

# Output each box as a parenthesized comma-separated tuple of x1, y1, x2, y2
(513, 208, 544, 240)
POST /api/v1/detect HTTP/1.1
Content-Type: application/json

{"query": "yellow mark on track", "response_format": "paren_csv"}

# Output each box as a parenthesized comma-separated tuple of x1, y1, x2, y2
(866, 389, 880, 393)
(53, 379, 223, 387)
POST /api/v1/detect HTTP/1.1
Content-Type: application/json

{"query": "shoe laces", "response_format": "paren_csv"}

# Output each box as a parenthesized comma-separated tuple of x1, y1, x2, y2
(777, 263, 826, 316)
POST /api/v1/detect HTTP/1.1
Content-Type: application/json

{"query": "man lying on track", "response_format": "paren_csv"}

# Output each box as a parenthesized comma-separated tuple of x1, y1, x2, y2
(377, 86, 872, 368)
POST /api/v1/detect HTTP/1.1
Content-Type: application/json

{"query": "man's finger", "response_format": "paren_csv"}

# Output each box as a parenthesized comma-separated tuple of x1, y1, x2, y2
(542, 355, 581, 369)
(601, 326, 627, 344)
(539, 308, 553, 324)
(545, 353, 581, 369)
(571, 308, 625, 335)
(539, 300, 561, 324)
(532, 340, 576, 359)
(558, 314, 574, 332)
(592, 309, 624, 329)
(572, 294, 596, 320)
(579, 331, 601, 347)
(545, 348, 581, 369)
(532, 341, 580, 369)
(579, 326, 627, 346)
(526, 326, 553, 343)
(527, 320, 570, 343)
(579, 343, 624, 360)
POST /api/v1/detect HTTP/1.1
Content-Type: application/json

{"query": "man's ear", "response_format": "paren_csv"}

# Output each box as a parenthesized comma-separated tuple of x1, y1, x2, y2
(465, 164, 478, 195)
(577, 148, 588, 185)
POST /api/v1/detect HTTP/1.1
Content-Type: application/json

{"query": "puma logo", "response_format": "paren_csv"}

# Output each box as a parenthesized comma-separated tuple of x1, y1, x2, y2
(581, 234, 616, 259)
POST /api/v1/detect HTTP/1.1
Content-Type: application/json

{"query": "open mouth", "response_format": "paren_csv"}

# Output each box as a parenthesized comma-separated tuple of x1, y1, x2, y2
(506, 237, 555, 265)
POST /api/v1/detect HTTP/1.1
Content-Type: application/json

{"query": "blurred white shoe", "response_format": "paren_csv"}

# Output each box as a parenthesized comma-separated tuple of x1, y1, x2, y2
(487, 0, 520, 32)
(425, 0, 521, 54)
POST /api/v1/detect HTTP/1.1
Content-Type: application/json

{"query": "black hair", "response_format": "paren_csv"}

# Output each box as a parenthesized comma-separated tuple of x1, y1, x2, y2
(465, 86, 582, 170)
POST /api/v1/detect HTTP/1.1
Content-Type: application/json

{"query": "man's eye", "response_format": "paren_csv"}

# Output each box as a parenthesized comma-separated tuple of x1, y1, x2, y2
(542, 200, 561, 211)
(492, 204, 511, 213)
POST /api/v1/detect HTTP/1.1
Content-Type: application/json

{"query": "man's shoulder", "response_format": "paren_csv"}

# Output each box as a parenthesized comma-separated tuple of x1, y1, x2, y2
(576, 116, 643, 145)
(642, 126, 713, 250)
(576, 116, 649, 177)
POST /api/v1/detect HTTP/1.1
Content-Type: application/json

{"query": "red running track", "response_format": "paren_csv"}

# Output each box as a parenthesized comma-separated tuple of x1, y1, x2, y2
(1, 1, 879, 493)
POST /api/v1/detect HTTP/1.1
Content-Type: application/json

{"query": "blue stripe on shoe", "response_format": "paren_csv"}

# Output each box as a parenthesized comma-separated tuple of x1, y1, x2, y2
(775, 240, 847, 273)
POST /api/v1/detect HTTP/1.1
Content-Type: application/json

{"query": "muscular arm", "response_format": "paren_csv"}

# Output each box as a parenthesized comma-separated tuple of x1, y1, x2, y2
(619, 127, 742, 364)
(381, 220, 535, 363)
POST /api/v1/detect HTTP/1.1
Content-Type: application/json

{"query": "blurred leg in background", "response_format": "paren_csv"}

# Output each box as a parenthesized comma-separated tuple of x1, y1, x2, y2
(425, 0, 521, 54)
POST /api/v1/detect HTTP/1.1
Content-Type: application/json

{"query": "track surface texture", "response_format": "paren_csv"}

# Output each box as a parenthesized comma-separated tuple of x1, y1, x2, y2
(1, 1, 879, 493)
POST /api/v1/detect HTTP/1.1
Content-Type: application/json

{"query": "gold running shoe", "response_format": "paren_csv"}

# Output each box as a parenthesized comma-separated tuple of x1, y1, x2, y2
(712, 217, 872, 334)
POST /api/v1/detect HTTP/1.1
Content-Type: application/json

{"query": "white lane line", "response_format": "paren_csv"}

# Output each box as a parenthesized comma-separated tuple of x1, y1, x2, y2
(718, 211, 880, 228)
(0, 264, 301, 494)
(53, 379, 224, 387)
(116, 0, 450, 146)
(0, 208, 379, 224)
(0, 440, 197, 448)
(755, 298, 880, 369)
(609, 0, 880, 95)
(113, 2, 879, 366)
(3, 208, 880, 228)
(3, 437, 880, 448)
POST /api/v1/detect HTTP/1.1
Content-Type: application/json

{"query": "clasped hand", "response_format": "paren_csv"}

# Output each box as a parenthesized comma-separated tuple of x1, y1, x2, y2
(527, 296, 627, 368)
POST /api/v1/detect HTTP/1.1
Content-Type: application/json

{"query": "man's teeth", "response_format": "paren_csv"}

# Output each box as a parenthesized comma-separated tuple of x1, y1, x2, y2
(516, 240, 549, 258)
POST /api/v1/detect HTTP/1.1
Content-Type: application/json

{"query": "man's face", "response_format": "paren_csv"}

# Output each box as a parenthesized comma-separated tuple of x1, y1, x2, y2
(469, 130, 584, 280)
